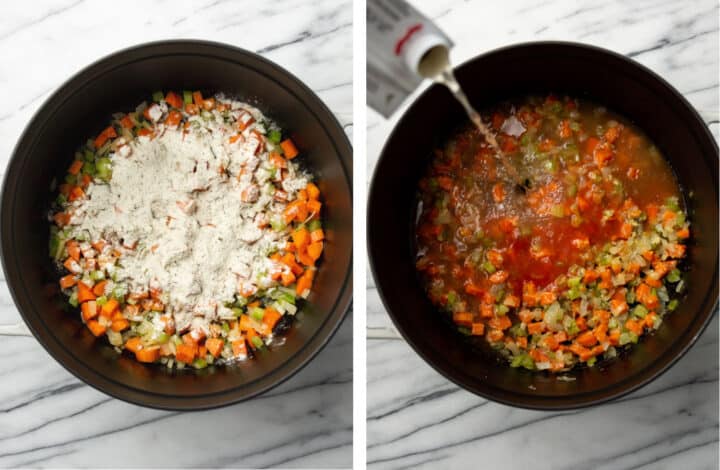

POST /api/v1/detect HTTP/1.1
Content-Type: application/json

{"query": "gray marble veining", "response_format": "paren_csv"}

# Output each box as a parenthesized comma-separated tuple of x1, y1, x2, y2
(367, 0, 718, 468)
(0, 1, 352, 468)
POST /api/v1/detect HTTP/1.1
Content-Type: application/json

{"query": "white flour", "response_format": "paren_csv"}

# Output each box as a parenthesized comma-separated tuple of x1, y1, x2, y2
(67, 101, 308, 331)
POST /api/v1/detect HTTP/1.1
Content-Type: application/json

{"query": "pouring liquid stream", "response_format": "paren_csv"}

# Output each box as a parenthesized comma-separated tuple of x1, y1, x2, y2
(418, 46, 526, 190)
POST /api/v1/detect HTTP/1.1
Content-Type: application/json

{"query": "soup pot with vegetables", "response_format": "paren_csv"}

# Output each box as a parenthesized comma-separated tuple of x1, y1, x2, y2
(368, 42, 717, 409)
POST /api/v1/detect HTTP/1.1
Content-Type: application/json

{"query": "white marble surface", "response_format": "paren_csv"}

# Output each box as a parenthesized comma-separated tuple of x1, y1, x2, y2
(0, 1, 352, 468)
(367, 0, 719, 468)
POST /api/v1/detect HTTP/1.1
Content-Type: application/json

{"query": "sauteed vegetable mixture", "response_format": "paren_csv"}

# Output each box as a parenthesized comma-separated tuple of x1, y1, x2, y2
(415, 95, 689, 372)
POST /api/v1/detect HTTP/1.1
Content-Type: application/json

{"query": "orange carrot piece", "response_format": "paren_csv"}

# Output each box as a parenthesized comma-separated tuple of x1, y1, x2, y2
(101, 298, 119, 317)
(280, 139, 299, 159)
(527, 322, 545, 335)
(77, 282, 96, 303)
(471, 323, 485, 336)
(135, 347, 160, 363)
(68, 186, 85, 202)
(192, 91, 204, 106)
(231, 339, 247, 357)
(175, 343, 196, 363)
(293, 227, 310, 251)
(59, 274, 78, 289)
(281, 271, 296, 286)
(539, 291, 557, 306)
(92, 280, 108, 297)
(94, 126, 117, 149)
(489, 270, 509, 284)
(488, 315, 511, 330)
(492, 183, 505, 202)
(65, 240, 81, 261)
(306, 182, 320, 200)
(165, 110, 182, 127)
(125, 337, 143, 353)
(68, 160, 83, 175)
(111, 318, 130, 332)
(120, 115, 134, 129)
(296, 269, 315, 296)
(310, 228, 325, 243)
(165, 91, 183, 109)
(86, 320, 106, 337)
(453, 312, 473, 326)
(81, 300, 98, 321)
(307, 241, 323, 261)
(576, 330, 598, 347)
(206, 338, 224, 358)
(263, 307, 282, 330)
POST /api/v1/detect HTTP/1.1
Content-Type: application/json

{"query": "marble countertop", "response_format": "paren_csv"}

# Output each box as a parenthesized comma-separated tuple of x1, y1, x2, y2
(0, 1, 351, 468)
(367, 0, 719, 468)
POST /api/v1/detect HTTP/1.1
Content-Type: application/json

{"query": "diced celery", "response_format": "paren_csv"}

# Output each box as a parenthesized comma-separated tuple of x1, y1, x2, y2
(667, 299, 679, 311)
(96, 295, 108, 306)
(619, 331, 638, 346)
(172, 335, 183, 345)
(96, 157, 112, 181)
(307, 219, 322, 232)
(632, 304, 648, 318)
(446, 291, 458, 307)
(183, 90, 193, 104)
(152, 91, 165, 102)
(675, 280, 686, 293)
(481, 261, 496, 274)
(249, 307, 265, 321)
(567, 287, 581, 300)
(83, 149, 95, 162)
(521, 354, 535, 370)
(666, 269, 681, 283)
(232, 307, 243, 317)
(65, 173, 77, 185)
(458, 326, 471, 336)
(270, 217, 286, 232)
(665, 196, 679, 211)
(82, 161, 96, 176)
(551, 204, 565, 218)
(509, 323, 527, 337)
(90, 270, 105, 281)
(192, 358, 208, 369)
(511, 355, 524, 367)
(156, 333, 170, 344)
(251, 336, 264, 348)
(608, 318, 618, 329)
(563, 316, 579, 335)
(68, 291, 79, 307)
(566, 184, 577, 197)
(268, 129, 282, 144)
(567, 276, 581, 288)
(586, 356, 597, 367)
(496, 304, 509, 316)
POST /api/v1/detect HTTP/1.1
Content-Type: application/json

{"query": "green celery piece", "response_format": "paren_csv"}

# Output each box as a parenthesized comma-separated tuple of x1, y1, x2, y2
(249, 307, 265, 321)
(307, 219, 322, 232)
(251, 336, 264, 348)
(192, 358, 208, 369)
(666, 269, 681, 283)
(268, 129, 282, 144)
(68, 291, 79, 307)
(667, 299, 679, 311)
(632, 304, 648, 318)
(496, 304, 509, 316)
(183, 90, 193, 104)
(152, 91, 165, 102)
(481, 261, 496, 274)
(232, 307, 243, 317)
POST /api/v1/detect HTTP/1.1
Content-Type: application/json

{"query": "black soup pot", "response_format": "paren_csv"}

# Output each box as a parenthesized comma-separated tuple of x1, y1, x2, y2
(368, 42, 717, 409)
(1, 40, 353, 410)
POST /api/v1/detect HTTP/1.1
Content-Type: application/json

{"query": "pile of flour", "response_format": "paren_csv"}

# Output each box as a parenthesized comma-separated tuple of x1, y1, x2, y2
(67, 102, 308, 331)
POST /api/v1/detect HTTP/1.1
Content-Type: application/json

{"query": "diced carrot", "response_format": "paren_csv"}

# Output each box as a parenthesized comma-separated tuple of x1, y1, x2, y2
(197, 344, 208, 358)
(135, 347, 160, 363)
(529, 348, 549, 363)
(94, 126, 117, 149)
(120, 115, 134, 129)
(558, 120, 572, 138)
(111, 318, 130, 332)
(281, 270, 296, 286)
(81, 300, 98, 321)
(516, 336, 528, 348)
(77, 282, 96, 302)
(636, 283, 659, 309)
(137, 128, 153, 137)
(503, 294, 520, 308)
(68, 160, 83, 175)
(487, 329, 504, 342)
(576, 330, 598, 347)
(293, 227, 310, 250)
(280, 139, 299, 159)
(539, 291, 557, 306)
(310, 228, 325, 243)
(471, 323, 485, 335)
(205, 338, 224, 358)
(185, 103, 199, 115)
(296, 269, 315, 296)
(543, 335, 560, 351)
(676, 227, 690, 239)
(488, 315, 511, 330)
(555, 331, 568, 343)
(68, 186, 85, 202)
(86, 320, 106, 337)
(92, 280, 108, 297)
(644, 312, 658, 328)
(175, 343, 196, 363)
(625, 319, 644, 336)
(80, 174, 92, 188)
(59, 274, 78, 289)
(282, 252, 304, 275)
(297, 251, 315, 267)
(453, 312, 473, 326)
(488, 270, 509, 284)
(492, 183, 505, 202)
(53, 212, 71, 227)
(666, 243, 686, 258)
(306, 182, 320, 200)
(307, 199, 322, 217)
(123, 337, 142, 353)
(576, 316, 588, 331)
(231, 339, 247, 357)
(192, 91, 204, 106)
(608, 329, 621, 345)
(263, 307, 282, 330)
(618, 222, 633, 239)
(165, 110, 182, 127)
(610, 298, 628, 316)
(269, 151, 287, 169)
(641, 250, 655, 262)
(307, 241, 324, 261)
(165, 91, 183, 109)
(486, 249, 504, 268)
(527, 322, 545, 335)
(202, 98, 215, 111)
(101, 298, 119, 317)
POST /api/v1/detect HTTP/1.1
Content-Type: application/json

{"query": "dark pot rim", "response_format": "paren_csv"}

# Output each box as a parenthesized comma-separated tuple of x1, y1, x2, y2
(368, 40, 718, 410)
(1, 39, 353, 410)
